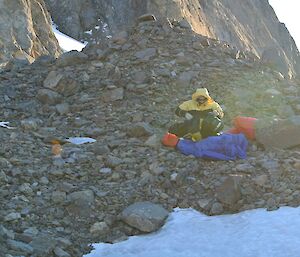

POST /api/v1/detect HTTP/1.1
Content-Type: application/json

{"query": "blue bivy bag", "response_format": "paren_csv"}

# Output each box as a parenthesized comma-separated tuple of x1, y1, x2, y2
(176, 133, 248, 160)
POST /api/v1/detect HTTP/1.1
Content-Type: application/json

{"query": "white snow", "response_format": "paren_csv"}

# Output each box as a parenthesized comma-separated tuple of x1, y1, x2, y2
(52, 25, 87, 52)
(84, 207, 300, 257)
(0, 121, 14, 129)
(66, 137, 96, 145)
(84, 30, 93, 35)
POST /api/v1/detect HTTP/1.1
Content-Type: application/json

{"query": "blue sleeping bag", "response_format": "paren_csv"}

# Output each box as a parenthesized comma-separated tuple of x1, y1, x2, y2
(176, 133, 248, 160)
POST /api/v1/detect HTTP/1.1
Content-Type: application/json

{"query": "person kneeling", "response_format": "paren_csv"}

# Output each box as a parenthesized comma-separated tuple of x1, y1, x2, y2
(168, 88, 224, 141)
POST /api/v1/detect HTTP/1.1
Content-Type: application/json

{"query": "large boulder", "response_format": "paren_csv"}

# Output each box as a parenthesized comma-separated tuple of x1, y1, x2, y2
(256, 116, 300, 149)
(216, 176, 242, 206)
(0, 0, 61, 65)
(121, 202, 169, 232)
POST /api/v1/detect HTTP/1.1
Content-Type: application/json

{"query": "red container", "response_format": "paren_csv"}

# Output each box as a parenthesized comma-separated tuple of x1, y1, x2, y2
(226, 116, 257, 140)
(162, 133, 179, 147)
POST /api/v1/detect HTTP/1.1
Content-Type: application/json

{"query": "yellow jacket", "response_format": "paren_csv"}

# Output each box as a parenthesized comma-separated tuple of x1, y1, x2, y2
(177, 88, 224, 141)
(179, 88, 224, 118)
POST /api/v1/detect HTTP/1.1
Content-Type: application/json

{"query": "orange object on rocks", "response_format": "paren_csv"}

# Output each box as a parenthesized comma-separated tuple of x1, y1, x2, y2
(226, 116, 257, 140)
(162, 133, 179, 147)
(51, 140, 62, 156)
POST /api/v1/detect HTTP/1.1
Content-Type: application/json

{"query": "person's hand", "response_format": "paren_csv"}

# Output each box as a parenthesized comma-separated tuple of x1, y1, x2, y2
(212, 110, 219, 117)
(185, 113, 193, 120)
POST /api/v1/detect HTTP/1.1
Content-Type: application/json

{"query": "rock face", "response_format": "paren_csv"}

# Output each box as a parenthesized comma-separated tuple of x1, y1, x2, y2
(45, 0, 147, 40)
(0, 0, 61, 65)
(45, 0, 300, 78)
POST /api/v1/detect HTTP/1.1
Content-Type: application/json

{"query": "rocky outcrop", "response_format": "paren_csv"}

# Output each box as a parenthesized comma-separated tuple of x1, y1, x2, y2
(45, 0, 300, 78)
(45, 0, 147, 41)
(0, 0, 61, 66)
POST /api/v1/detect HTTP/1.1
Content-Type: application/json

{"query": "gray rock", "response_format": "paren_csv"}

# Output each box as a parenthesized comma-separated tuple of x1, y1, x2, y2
(56, 103, 70, 115)
(132, 71, 148, 84)
(266, 197, 278, 211)
(179, 19, 192, 30)
(210, 202, 224, 215)
(103, 88, 124, 102)
(0, 170, 9, 183)
(56, 237, 72, 248)
(100, 167, 112, 174)
(177, 71, 197, 85)
(7, 239, 33, 254)
(18, 183, 33, 195)
(23, 227, 39, 236)
(197, 199, 212, 210)
(135, 48, 157, 61)
(54, 247, 71, 257)
(89, 221, 109, 234)
(112, 31, 128, 45)
(126, 122, 154, 137)
(4, 212, 21, 222)
(260, 159, 279, 171)
(37, 89, 62, 105)
(86, 127, 105, 137)
(20, 118, 40, 131)
(56, 51, 88, 67)
(43, 71, 64, 89)
(105, 155, 123, 168)
(55, 78, 80, 96)
(149, 162, 165, 175)
(145, 134, 161, 148)
(29, 234, 56, 255)
(67, 190, 94, 205)
(122, 201, 169, 232)
(92, 144, 110, 155)
(31, 55, 55, 67)
(235, 163, 254, 173)
(0, 225, 14, 239)
(256, 116, 300, 149)
(253, 175, 268, 187)
(52, 191, 67, 203)
(216, 176, 242, 206)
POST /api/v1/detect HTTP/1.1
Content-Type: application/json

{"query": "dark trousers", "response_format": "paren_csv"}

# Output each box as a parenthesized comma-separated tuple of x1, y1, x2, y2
(168, 119, 200, 138)
(169, 116, 222, 139)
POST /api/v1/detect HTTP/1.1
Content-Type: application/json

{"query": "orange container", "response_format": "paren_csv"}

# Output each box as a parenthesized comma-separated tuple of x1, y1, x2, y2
(226, 116, 257, 140)
(162, 133, 179, 147)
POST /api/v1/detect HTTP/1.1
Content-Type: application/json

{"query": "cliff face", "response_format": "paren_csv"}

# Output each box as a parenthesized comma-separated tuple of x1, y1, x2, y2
(44, 0, 300, 78)
(0, 0, 61, 65)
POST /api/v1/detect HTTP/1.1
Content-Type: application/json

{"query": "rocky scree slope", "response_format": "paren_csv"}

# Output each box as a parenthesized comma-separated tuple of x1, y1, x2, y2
(0, 0, 61, 67)
(1, 19, 300, 257)
(45, 0, 300, 78)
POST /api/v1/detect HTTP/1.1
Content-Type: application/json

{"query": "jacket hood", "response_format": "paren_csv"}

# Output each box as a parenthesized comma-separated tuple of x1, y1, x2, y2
(192, 88, 213, 102)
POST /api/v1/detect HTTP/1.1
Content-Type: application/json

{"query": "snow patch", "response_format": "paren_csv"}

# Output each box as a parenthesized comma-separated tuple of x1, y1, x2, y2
(84, 207, 300, 257)
(66, 137, 96, 145)
(84, 30, 93, 35)
(0, 122, 14, 129)
(52, 24, 87, 52)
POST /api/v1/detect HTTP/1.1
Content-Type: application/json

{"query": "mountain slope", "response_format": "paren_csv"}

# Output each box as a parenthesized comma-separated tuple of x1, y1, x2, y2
(45, 0, 300, 78)
(1, 18, 300, 256)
